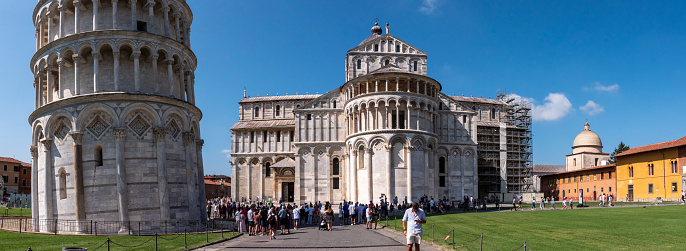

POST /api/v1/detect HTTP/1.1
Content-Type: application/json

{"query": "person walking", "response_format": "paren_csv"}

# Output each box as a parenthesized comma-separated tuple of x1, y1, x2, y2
(512, 197, 517, 211)
(293, 205, 300, 230)
(403, 203, 427, 251)
(551, 197, 555, 209)
(349, 202, 356, 225)
(518, 196, 523, 209)
(532, 197, 536, 210)
(562, 197, 567, 209)
(325, 205, 335, 231)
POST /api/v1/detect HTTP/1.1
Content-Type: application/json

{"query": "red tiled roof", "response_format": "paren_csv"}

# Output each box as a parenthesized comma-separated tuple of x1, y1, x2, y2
(614, 136, 686, 157)
(0, 157, 29, 165)
(540, 164, 616, 177)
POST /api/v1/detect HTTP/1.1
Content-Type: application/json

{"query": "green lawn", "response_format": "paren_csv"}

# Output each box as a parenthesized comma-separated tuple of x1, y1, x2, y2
(1, 229, 239, 251)
(1, 207, 32, 217)
(381, 204, 685, 250)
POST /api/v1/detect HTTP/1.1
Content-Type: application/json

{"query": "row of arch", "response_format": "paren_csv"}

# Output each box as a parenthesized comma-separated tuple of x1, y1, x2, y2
(35, 0, 192, 50)
(344, 97, 440, 134)
(32, 102, 200, 146)
(342, 75, 440, 102)
(349, 55, 425, 80)
(346, 134, 475, 159)
(33, 38, 196, 107)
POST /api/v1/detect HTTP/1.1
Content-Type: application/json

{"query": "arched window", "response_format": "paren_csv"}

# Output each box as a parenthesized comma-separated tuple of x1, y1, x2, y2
(254, 106, 260, 118)
(374, 44, 379, 51)
(396, 45, 400, 52)
(275, 105, 281, 116)
(491, 108, 496, 119)
(333, 101, 337, 108)
(439, 157, 446, 174)
(265, 162, 271, 177)
(357, 59, 361, 69)
(95, 145, 103, 166)
(332, 158, 340, 175)
(59, 170, 67, 199)
(413, 61, 418, 71)
(385, 60, 390, 66)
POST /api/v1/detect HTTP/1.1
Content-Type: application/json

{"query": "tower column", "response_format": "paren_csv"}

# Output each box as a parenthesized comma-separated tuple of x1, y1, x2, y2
(174, 14, 181, 41)
(406, 146, 413, 203)
(154, 128, 170, 221)
(73, 55, 81, 95)
(386, 146, 393, 203)
(57, 59, 64, 99)
(196, 140, 207, 222)
(366, 148, 373, 203)
(70, 132, 86, 228)
(114, 129, 130, 232)
(183, 132, 198, 221)
(162, 6, 171, 37)
(350, 150, 358, 203)
(111, 0, 118, 29)
(30, 146, 39, 231)
(133, 51, 141, 92)
(152, 54, 159, 93)
(58, 5, 64, 38)
(73, 1, 81, 34)
(146, 0, 155, 33)
(167, 59, 175, 96)
(46, 67, 53, 103)
(92, 52, 101, 93)
(113, 51, 120, 91)
(92, 0, 100, 30)
(130, 0, 137, 31)
(40, 139, 54, 232)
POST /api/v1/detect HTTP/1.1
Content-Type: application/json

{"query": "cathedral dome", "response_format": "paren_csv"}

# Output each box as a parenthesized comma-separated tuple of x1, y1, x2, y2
(572, 122, 603, 153)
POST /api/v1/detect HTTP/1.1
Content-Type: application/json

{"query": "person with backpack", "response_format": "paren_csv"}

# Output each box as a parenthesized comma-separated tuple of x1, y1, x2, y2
(267, 211, 278, 240)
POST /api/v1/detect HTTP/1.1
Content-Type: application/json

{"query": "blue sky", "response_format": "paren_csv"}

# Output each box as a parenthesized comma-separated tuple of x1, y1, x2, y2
(1, 0, 685, 176)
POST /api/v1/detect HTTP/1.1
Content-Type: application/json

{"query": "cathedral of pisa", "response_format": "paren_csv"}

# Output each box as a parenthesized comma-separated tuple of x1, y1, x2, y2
(231, 22, 532, 206)
(29, 0, 205, 233)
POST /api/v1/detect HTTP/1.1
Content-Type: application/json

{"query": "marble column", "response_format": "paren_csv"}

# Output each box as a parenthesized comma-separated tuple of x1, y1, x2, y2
(183, 132, 198, 221)
(58, 5, 65, 38)
(37, 72, 44, 106)
(114, 129, 129, 232)
(40, 138, 54, 232)
(113, 51, 120, 91)
(146, 0, 155, 33)
(73, 1, 81, 34)
(365, 149, 372, 203)
(152, 54, 159, 93)
(92, 0, 100, 30)
(424, 150, 430, 199)
(92, 52, 101, 93)
(111, 0, 118, 29)
(46, 67, 53, 103)
(350, 150, 358, 202)
(177, 64, 186, 98)
(130, 0, 137, 31)
(57, 59, 64, 99)
(162, 6, 171, 37)
(385, 146, 392, 204)
(294, 154, 301, 204)
(167, 59, 175, 96)
(154, 128, 170, 221)
(30, 146, 39, 231)
(46, 15, 52, 44)
(73, 55, 81, 95)
(174, 14, 181, 41)
(69, 132, 86, 226)
(406, 146, 413, 203)
(133, 51, 141, 92)
(196, 140, 207, 222)
(182, 20, 189, 46)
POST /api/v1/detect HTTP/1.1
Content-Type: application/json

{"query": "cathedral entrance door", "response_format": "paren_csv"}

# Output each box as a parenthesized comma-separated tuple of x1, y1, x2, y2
(282, 182, 295, 202)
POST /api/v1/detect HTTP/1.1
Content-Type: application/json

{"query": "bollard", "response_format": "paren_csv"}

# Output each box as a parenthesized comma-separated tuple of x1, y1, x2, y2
(184, 229, 187, 250)
(138, 222, 141, 236)
(523, 241, 527, 251)
(221, 221, 224, 239)
(394, 216, 396, 230)
(452, 227, 455, 250)
(165, 220, 168, 235)
(95, 221, 98, 236)
(480, 233, 483, 251)
(90, 220, 93, 235)
(177, 221, 180, 234)
(107, 238, 110, 251)
(432, 224, 434, 243)
(54, 219, 57, 235)
(206, 221, 209, 243)
(19, 218, 22, 233)
(155, 233, 158, 251)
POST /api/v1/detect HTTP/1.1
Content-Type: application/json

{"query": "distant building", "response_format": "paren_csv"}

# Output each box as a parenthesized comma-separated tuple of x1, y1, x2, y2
(615, 136, 686, 202)
(0, 157, 31, 195)
(539, 123, 616, 202)
(530, 164, 565, 192)
(18, 163, 32, 195)
(204, 175, 230, 199)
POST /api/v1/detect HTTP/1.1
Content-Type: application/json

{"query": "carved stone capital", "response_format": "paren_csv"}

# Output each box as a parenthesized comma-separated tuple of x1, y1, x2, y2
(183, 132, 195, 145)
(129, 0, 137, 5)
(92, 52, 102, 61)
(165, 59, 175, 65)
(153, 128, 167, 140)
(30, 146, 38, 159)
(130, 51, 141, 60)
(196, 139, 204, 148)
(113, 128, 126, 140)
(161, 6, 170, 12)
(70, 132, 83, 145)
(40, 138, 53, 150)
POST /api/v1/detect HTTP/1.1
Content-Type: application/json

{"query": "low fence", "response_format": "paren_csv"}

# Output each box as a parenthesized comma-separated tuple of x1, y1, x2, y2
(0, 217, 235, 236)
(380, 216, 529, 251)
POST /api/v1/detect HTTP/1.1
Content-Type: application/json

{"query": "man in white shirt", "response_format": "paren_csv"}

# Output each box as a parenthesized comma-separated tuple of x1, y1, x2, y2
(247, 207, 254, 236)
(349, 203, 356, 225)
(293, 205, 301, 230)
(402, 203, 427, 251)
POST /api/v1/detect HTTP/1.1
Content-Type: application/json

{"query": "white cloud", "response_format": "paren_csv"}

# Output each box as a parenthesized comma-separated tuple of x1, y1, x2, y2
(584, 82, 619, 92)
(221, 149, 231, 159)
(532, 93, 572, 121)
(580, 100, 604, 115)
(419, 0, 439, 14)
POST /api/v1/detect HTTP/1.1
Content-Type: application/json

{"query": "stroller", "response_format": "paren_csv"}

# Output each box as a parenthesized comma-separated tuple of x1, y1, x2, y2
(318, 219, 328, 230)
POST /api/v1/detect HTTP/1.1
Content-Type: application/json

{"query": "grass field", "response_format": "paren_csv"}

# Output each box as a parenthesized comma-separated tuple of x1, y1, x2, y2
(1, 207, 32, 217)
(381, 204, 686, 250)
(0, 229, 239, 250)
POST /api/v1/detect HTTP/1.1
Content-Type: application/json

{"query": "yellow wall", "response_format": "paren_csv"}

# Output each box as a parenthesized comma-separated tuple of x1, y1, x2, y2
(616, 148, 682, 201)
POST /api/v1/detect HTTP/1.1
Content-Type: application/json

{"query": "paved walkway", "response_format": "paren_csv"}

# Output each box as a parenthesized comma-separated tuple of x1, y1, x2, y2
(199, 221, 443, 251)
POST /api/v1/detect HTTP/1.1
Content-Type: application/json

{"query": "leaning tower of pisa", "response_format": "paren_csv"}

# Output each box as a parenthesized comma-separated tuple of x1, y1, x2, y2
(29, 0, 205, 233)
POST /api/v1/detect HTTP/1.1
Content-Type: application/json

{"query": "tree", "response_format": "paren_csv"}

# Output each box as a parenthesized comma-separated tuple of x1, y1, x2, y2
(609, 141, 630, 164)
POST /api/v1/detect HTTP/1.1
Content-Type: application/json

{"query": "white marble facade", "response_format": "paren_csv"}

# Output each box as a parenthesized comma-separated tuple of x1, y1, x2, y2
(231, 23, 479, 205)
(29, 0, 204, 233)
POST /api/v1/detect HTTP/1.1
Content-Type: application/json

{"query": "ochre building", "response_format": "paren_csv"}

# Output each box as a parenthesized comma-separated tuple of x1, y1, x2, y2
(615, 136, 686, 202)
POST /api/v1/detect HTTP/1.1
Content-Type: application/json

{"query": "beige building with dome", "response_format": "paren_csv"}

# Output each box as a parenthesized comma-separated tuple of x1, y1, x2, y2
(566, 122, 609, 171)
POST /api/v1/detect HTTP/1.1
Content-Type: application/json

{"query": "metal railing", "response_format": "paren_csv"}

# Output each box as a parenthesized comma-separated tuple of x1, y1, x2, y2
(0, 217, 235, 235)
